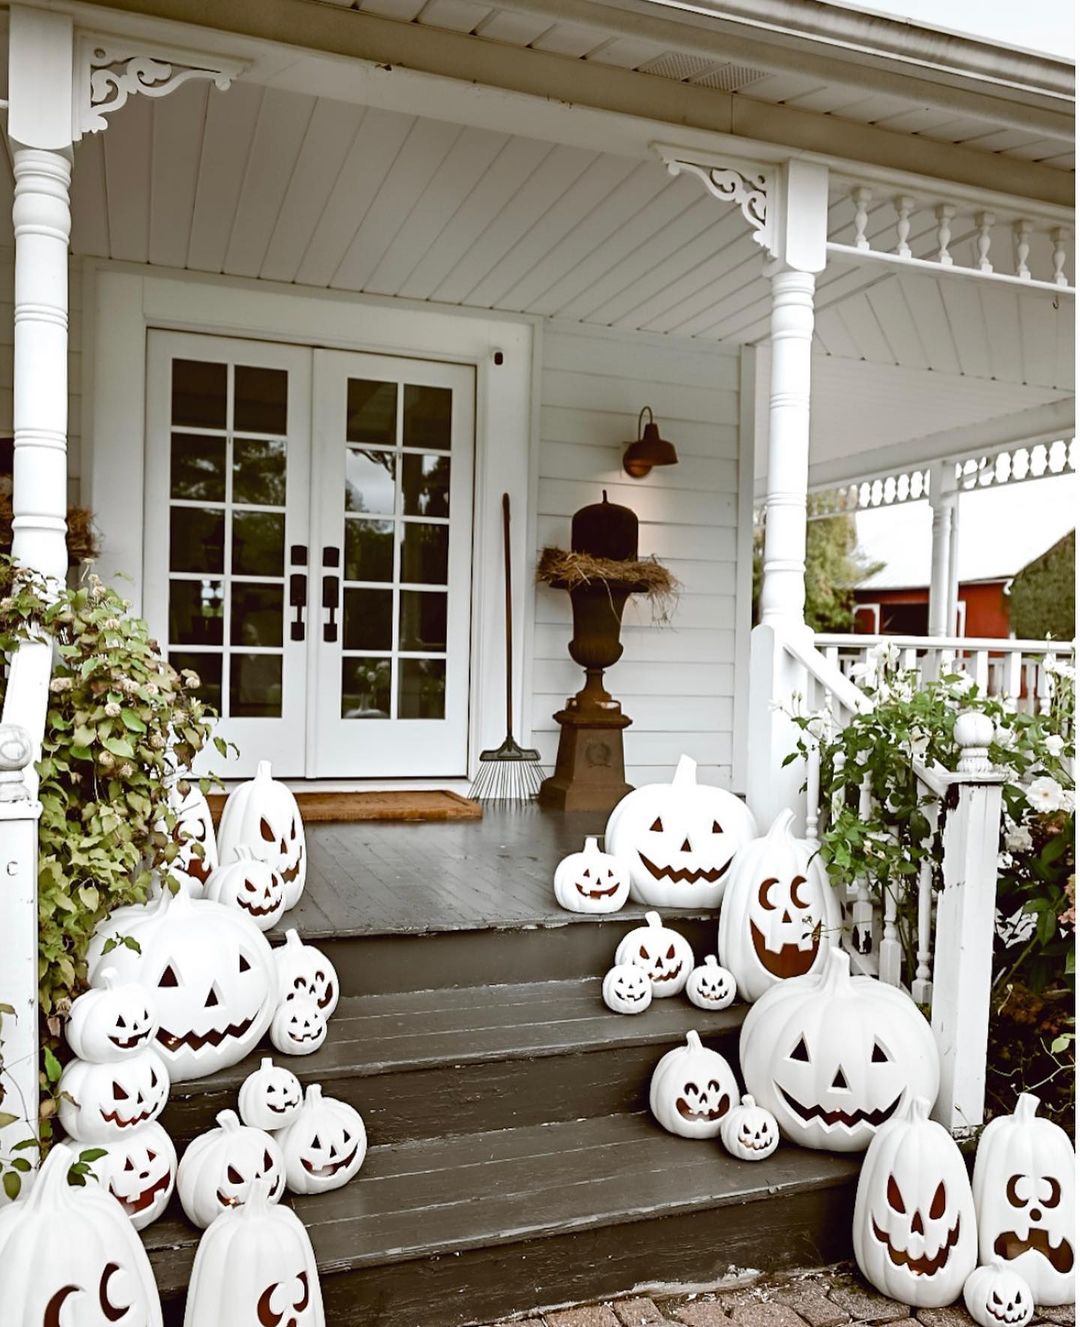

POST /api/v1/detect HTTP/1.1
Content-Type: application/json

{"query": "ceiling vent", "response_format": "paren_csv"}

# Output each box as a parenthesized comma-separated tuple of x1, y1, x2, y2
(637, 51, 716, 82)
(692, 62, 768, 92)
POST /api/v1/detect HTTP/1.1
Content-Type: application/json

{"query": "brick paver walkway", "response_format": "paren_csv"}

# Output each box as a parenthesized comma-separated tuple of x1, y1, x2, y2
(474, 1264, 1076, 1327)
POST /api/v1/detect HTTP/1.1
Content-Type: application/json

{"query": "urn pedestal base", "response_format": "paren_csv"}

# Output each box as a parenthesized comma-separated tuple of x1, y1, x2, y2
(538, 696, 632, 814)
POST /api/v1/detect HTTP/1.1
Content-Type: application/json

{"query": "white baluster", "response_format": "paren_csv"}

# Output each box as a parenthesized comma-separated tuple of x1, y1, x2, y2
(975, 211, 995, 273)
(1038, 654, 1057, 716)
(911, 798, 939, 1006)
(901, 647, 917, 673)
(973, 649, 989, 694)
(879, 878, 901, 987)
(1051, 227, 1069, 286)
(894, 195, 914, 258)
(806, 742, 820, 848)
(853, 775, 874, 956)
(1004, 650, 1022, 712)
(1013, 219, 1032, 280)
(934, 203, 955, 266)
(852, 186, 872, 250)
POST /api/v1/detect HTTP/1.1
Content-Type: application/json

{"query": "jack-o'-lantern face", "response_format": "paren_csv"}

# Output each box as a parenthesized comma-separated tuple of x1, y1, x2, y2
(239, 1058, 304, 1132)
(720, 1095, 781, 1162)
(297, 1123, 361, 1183)
(648, 1030, 740, 1140)
(278, 1085, 367, 1195)
(270, 995, 327, 1057)
(256, 1272, 314, 1327)
(963, 1262, 1036, 1327)
(552, 838, 630, 915)
(217, 1147, 284, 1211)
(217, 762, 307, 910)
(602, 963, 652, 1014)
(735, 1113, 778, 1155)
(93, 1122, 177, 1231)
(207, 850, 287, 932)
(686, 957, 736, 1011)
(155, 944, 264, 1055)
(871, 1174, 961, 1278)
(776, 1028, 902, 1135)
(675, 1077, 732, 1124)
(993, 1173, 1074, 1274)
(65, 970, 157, 1063)
(614, 912, 695, 997)
(980, 1279, 1033, 1324)
(58, 1051, 170, 1145)
(751, 874, 822, 978)
(260, 811, 304, 891)
(41, 1263, 147, 1326)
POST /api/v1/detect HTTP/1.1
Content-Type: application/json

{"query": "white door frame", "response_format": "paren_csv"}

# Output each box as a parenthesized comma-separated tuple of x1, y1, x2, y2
(85, 266, 536, 782)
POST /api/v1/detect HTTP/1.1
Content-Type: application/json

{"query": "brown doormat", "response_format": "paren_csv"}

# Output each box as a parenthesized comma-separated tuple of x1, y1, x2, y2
(207, 790, 482, 824)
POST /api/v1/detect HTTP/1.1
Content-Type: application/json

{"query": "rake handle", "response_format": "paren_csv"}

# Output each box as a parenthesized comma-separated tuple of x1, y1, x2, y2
(502, 492, 513, 740)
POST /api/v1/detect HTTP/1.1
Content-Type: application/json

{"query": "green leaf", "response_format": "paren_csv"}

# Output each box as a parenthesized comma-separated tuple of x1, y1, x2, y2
(43, 1045, 62, 1084)
(120, 709, 147, 733)
(77, 1147, 107, 1163)
(0, 1111, 19, 1129)
(101, 734, 135, 759)
(2, 1170, 21, 1200)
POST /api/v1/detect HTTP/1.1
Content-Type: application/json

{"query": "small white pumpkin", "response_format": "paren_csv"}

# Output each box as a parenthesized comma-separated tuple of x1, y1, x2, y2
(685, 956, 736, 1012)
(553, 837, 630, 914)
(163, 782, 219, 897)
(649, 1030, 739, 1140)
(853, 1095, 977, 1307)
(177, 1109, 285, 1230)
(183, 1179, 325, 1327)
(274, 929, 340, 1019)
(601, 963, 653, 1015)
(964, 1261, 1035, 1327)
(66, 967, 158, 1062)
(613, 911, 694, 997)
(269, 995, 328, 1057)
(720, 1094, 780, 1162)
(87, 1120, 177, 1231)
(217, 760, 306, 909)
(277, 1085, 367, 1195)
(238, 1057, 304, 1132)
(206, 847, 286, 932)
(58, 1047, 170, 1144)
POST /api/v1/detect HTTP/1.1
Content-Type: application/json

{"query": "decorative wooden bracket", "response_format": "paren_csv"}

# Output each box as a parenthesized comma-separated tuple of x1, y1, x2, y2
(653, 144, 777, 257)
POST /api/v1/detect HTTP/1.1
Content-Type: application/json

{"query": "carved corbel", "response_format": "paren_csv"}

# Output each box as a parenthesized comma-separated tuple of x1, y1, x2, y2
(654, 144, 776, 257)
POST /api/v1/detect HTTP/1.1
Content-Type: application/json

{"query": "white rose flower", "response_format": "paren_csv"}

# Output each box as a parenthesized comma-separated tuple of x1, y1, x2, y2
(1027, 775, 1066, 814)
(1005, 824, 1033, 853)
(1044, 734, 1065, 758)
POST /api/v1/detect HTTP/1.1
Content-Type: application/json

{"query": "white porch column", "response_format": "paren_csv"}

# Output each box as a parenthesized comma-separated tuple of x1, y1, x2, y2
(928, 462, 958, 637)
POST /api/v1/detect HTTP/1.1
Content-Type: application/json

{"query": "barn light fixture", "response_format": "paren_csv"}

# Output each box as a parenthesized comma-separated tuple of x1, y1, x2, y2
(623, 407, 678, 479)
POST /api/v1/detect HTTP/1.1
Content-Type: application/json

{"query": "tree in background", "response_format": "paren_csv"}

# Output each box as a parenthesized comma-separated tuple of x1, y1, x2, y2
(752, 513, 883, 631)
(1008, 532, 1075, 642)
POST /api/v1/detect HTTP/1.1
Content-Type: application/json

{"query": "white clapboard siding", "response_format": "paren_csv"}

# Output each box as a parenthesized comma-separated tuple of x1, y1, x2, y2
(532, 325, 744, 788)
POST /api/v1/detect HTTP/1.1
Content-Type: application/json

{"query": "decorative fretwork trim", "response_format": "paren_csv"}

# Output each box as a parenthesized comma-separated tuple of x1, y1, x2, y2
(654, 145, 774, 255)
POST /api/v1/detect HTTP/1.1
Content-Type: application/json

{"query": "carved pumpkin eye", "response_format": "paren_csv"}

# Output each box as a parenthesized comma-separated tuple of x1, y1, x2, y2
(123, 1158, 134, 1170)
(649, 817, 663, 832)
(666, 945, 676, 960)
(789, 1036, 809, 1062)
(790, 875, 811, 908)
(263, 1150, 274, 1171)
(260, 817, 276, 842)
(239, 952, 252, 973)
(291, 820, 298, 841)
(227, 1165, 243, 1184)
(888, 1175, 906, 1213)
(1042, 1176, 1062, 1208)
(1006, 1175, 1026, 1208)
(639, 945, 649, 960)
(150, 1068, 159, 1088)
(310, 1135, 322, 1151)
(929, 1181, 947, 1220)
(582, 869, 590, 879)
(758, 878, 778, 911)
(712, 820, 723, 833)
(159, 964, 179, 987)
(112, 1081, 128, 1100)
(871, 1041, 890, 1063)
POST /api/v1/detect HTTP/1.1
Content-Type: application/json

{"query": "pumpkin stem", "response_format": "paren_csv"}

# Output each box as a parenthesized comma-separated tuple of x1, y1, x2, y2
(216, 1109, 242, 1132)
(284, 929, 302, 950)
(768, 809, 797, 839)
(907, 1096, 931, 1122)
(306, 1084, 323, 1106)
(704, 955, 718, 967)
(256, 761, 273, 783)
(26, 1142, 74, 1210)
(234, 845, 254, 862)
(685, 1030, 703, 1051)
(1014, 1092, 1041, 1123)
(644, 911, 662, 928)
(673, 754, 698, 787)
(583, 836, 600, 853)
(260, 1057, 273, 1071)
(820, 947, 851, 991)
(741, 1094, 755, 1108)
(99, 967, 119, 990)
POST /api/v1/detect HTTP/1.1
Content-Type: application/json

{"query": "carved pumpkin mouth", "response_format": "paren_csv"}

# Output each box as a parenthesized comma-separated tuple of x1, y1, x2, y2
(653, 962, 684, 983)
(108, 1031, 149, 1050)
(994, 1227, 1075, 1273)
(638, 853, 731, 886)
(99, 1104, 160, 1129)
(872, 1215, 961, 1276)
(112, 1167, 171, 1215)
(267, 1099, 301, 1114)
(983, 1303, 1031, 1324)
(281, 855, 303, 885)
(750, 920, 820, 979)
(187, 853, 213, 886)
(575, 878, 621, 899)
(302, 1144, 358, 1178)
(317, 987, 335, 1011)
(695, 988, 730, 1003)
(778, 1086, 902, 1130)
(288, 1030, 322, 1043)
(676, 1094, 730, 1122)
(157, 1012, 257, 1053)
(615, 987, 648, 1003)
(240, 897, 280, 917)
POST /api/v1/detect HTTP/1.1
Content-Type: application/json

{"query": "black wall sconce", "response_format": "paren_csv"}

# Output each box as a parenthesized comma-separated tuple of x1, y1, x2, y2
(623, 406, 678, 479)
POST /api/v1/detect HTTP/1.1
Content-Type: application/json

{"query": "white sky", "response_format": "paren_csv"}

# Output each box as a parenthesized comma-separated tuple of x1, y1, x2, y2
(825, 0, 1074, 58)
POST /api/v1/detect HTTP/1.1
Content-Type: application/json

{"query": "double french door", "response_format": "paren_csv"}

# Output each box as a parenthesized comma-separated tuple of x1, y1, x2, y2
(145, 332, 475, 779)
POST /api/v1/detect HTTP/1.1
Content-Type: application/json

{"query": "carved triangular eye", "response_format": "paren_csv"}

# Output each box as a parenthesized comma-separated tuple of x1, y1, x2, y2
(582, 869, 590, 879)
(239, 953, 251, 973)
(712, 820, 723, 833)
(649, 817, 663, 832)
(158, 965, 179, 988)
(113, 1081, 128, 1100)
(260, 817, 276, 842)
(639, 945, 649, 960)
(929, 1181, 947, 1219)
(790, 1036, 810, 1062)
(888, 1175, 906, 1213)
(116, 1015, 126, 1028)
(872, 1040, 890, 1063)
(263, 1150, 274, 1171)
(227, 1165, 243, 1184)
(123, 1158, 135, 1170)
(666, 944, 676, 960)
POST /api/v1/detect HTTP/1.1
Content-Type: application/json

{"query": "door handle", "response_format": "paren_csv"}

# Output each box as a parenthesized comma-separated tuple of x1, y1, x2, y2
(289, 573, 307, 642)
(322, 571, 340, 644)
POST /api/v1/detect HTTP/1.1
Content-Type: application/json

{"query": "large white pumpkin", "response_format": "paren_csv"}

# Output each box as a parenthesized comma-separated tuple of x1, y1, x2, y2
(58, 1047, 170, 1144)
(854, 1095, 977, 1307)
(177, 1109, 286, 1230)
(87, 1120, 177, 1231)
(66, 967, 158, 1062)
(206, 847, 286, 932)
(238, 1058, 304, 1132)
(613, 911, 694, 997)
(277, 1085, 367, 1195)
(972, 1092, 1075, 1305)
(739, 947, 940, 1153)
(183, 1180, 325, 1327)
(0, 1142, 164, 1327)
(964, 1262, 1035, 1327)
(552, 837, 630, 914)
(217, 761, 306, 909)
(87, 889, 277, 1082)
(604, 755, 757, 908)
(717, 809, 843, 1002)
(649, 1030, 739, 1139)
(274, 929, 340, 1019)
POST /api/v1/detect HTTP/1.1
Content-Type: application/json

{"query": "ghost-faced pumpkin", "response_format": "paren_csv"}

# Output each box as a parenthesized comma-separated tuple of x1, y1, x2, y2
(66, 968, 158, 1062)
(274, 930, 340, 1019)
(718, 809, 842, 1002)
(206, 848, 286, 932)
(649, 1030, 739, 1139)
(614, 911, 694, 997)
(277, 1086, 367, 1195)
(238, 1058, 304, 1132)
(972, 1093, 1075, 1305)
(854, 1096, 977, 1306)
(552, 838, 630, 914)
(269, 995, 328, 1057)
(964, 1261, 1035, 1327)
(0, 1142, 164, 1327)
(88, 1120, 177, 1231)
(605, 755, 757, 908)
(740, 947, 940, 1153)
(686, 956, 736, 1012)
(164, 783, 219, 897)
(720, 1094, 780, 1162)
(87, 890, 277, 1082)
(182, 1181, 325, 1327)
(217, 761, 306, 910)
(58, 1048, 170, 1145)
(177, 1109, 286, 1230)
(601, 963, 653, 1015)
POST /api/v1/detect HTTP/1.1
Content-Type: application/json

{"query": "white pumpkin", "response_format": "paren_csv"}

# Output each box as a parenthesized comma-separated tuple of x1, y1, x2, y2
(87, 889, 278, 1082)
(740, 946, 940, 1153)
(87, 1120, 177, 1231)
(685, 956, 736, 1012)
(604, 754, 758, 908)
(720, 1093, 780, 1162)
(0, 1143, 164, 1327)
(601, 963, 653, 1015)
(269, 995, 328, 1056)
(853, 1095, 977, 1307)
(613, 911, 694, 997)
(163, 782, 219, 897)
(277, 1085, 367, 1195)
(238, 1058, 304, 1132)
(66, 967, 158, 1062)
(177, 1109, 285, 1230)
(218, 760, 306, 909)
(183, 1180, 325, 1327)
(717, 809, 843, 1002)
(649, 1030, 739, 1139)
(972, 1092, 1076, 1305)
(553, 837, 630, 914)
(274, 929, 340, 1019)
(206, 847, 286, 932)
(964, 1262, 1035, 1327)
(58, 1047, 170, 1144)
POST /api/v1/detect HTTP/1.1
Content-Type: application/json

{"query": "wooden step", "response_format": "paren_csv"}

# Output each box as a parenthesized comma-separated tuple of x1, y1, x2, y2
(163, 978, 747, 1145)
(147, 1112, 860, 1327)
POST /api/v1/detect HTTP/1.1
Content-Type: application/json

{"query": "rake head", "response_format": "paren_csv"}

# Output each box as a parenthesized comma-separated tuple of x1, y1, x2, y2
(468, 735, 544, 802)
